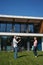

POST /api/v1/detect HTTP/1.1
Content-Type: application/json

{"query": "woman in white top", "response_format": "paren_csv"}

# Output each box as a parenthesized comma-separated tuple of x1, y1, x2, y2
(13, 36, 21, 59)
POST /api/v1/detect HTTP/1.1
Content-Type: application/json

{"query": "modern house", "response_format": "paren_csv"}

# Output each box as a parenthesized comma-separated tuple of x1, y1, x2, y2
(0, 14, 43, 51)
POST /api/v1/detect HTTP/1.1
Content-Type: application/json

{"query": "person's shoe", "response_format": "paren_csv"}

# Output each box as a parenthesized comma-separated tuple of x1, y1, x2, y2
(35, 56, 37, 58)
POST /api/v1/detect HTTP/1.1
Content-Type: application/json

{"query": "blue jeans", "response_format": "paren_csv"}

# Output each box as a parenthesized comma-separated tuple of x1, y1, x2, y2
(33, 46, 37, 56)
(14, 47, 18, 59)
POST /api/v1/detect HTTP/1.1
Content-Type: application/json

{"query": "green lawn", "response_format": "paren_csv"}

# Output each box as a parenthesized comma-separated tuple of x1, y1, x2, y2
(0, 51, 43, 65)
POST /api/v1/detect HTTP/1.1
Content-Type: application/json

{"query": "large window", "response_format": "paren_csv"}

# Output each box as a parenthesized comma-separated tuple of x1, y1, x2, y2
(20, 24, 34, 33)
(0, 23, 12, 32)
(0, 23, 34, 33)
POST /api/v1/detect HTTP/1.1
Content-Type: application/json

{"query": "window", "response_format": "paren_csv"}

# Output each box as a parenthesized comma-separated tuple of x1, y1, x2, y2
(21, 24, 26, 33)
(7, 24, 12, 32)
(14, 24, 20, 32)
(29, 24, 34, 33)
(1, 23, 6, 32)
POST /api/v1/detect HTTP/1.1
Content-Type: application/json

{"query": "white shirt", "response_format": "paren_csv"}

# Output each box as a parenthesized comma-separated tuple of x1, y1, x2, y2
(13, 38, 18, 48)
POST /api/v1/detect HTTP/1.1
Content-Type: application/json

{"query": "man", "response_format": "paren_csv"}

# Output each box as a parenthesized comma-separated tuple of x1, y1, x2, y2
(13, 36, 21, 59)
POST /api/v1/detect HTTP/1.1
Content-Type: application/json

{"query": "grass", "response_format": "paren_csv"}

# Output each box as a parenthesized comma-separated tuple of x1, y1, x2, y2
(0, 51, 43, 65)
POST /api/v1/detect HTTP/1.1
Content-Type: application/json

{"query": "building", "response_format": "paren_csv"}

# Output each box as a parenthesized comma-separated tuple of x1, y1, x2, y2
(0, 14, 43, 51)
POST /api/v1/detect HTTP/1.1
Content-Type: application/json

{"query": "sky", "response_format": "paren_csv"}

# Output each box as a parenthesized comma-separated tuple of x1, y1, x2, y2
(0, 0, 43, 17)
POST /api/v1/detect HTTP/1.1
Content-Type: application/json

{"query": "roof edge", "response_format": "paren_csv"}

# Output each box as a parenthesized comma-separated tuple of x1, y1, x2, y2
(0, 14, 43, 20)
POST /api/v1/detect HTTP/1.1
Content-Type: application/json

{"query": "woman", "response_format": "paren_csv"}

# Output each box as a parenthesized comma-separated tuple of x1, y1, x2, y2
(33, 37, 38, 57)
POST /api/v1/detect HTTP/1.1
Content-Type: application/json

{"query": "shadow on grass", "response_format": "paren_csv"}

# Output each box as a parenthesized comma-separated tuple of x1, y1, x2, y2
(18, 55, 28, 58)
(38, 54, 43, 57)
